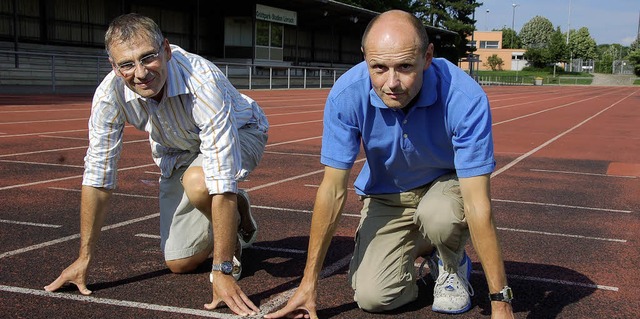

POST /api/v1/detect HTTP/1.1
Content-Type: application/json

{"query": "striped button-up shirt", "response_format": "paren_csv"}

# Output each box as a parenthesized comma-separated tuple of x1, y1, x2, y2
(83, 45, 268, 194)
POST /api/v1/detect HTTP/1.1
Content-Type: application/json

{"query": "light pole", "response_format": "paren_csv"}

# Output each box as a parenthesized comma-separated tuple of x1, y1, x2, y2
(485, 9, 490, 31)
(511, 3, 519, 49)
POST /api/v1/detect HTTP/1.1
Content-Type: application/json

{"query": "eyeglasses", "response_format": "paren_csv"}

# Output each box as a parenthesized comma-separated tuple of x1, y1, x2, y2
(115, 47, 162, 76)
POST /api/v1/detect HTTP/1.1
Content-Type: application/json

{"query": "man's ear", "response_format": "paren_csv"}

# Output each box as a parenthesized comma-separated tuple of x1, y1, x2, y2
(423, 43, 434, 70)
(163, 38, 172, 61)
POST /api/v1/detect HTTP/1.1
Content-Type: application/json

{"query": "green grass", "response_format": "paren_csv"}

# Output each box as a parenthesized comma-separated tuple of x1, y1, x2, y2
(634, 78, 640, 85)
(474, 69, 593, 85)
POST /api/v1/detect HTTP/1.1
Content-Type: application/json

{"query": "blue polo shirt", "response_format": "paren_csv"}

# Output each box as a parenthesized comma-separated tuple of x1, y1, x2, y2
(321, 58, 495, 195)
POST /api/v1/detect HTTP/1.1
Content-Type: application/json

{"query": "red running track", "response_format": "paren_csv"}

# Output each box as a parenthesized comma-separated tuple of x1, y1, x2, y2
(0, 85, 638, 318)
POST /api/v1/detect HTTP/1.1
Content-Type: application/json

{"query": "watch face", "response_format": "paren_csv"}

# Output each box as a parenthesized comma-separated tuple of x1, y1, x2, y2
(220, 261, 234, 274)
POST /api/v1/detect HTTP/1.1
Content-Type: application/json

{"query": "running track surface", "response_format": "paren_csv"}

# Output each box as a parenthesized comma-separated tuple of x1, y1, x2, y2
(0, 86, 638, 319)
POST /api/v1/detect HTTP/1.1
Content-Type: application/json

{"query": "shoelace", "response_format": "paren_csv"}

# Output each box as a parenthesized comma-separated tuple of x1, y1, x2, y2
(435, 272, 475, 297)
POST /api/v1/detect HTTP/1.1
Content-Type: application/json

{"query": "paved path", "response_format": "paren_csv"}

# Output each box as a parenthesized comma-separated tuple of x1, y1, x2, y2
(590, 73, 635, 86)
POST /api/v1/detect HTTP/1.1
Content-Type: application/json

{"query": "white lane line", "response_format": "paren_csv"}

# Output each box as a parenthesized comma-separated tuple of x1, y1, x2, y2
(0, 129, 88, 138)
(0, 138, 146, 158)
(0, 159, 83, 168)
(135, 233, 308, 254)
(0, 285, 233, 318)
(304, 184, 355, 191)
(492, 198, 632, 214)
(0, 219, 62, 228)
(530, 168, 637, 179)
(251, 205, 362, 219)
(491, 90, 636, 178)
(265, 136, 321, 147)
(0, 118, 88, 125)
(268, 110, 323, 117)
(0, 213, 159, 259)
(412, 265, 619, 292)
(0, 163, 157, 191)
(49, 187, 157, 199)
(264, 150, 320, 157)
(269, 120, 323, 127)
(39, 135, 89, 141)
(497, 227, 626, 243)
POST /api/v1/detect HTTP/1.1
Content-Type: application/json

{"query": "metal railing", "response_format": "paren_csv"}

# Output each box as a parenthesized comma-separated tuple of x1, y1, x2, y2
(0, 49, 350, 94)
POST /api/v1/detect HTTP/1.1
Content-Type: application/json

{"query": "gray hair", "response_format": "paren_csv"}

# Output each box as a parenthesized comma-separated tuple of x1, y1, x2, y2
(105, 13, 164, 56)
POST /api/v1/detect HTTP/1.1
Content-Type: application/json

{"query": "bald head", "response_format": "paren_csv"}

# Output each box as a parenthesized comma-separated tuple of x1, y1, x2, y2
(361, 10, 429, 56)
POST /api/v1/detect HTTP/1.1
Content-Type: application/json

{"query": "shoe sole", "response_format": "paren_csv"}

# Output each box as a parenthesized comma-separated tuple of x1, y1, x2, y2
(237, 189, 257, 248)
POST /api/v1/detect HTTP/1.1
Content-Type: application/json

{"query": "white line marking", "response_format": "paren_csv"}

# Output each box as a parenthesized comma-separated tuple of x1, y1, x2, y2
(49, 187, 158, 199)
(491, 90, 636, 178)
(134, 233, 308, 254)
(0, 219, 62, 228)
(269, 120, 323, 127)
(0, 285, 233, 318)
(0, 128, 88, 138)
(264, 150, 320, 157)
(0, 118, 88, 125)
(0, 138, 146, 158)
(0, 213, 159, 259)
(304, 184, 355, 191)
(530, 168, 637, 179)
(497, 227, 626, 243)
(411, 265, 618, 292)
(492, 198, 632, 214)
(0, 163, 156, 191)
(39, 135, 89, 141)
(0, 159, 84, 169)
(265, 136, 321, 147)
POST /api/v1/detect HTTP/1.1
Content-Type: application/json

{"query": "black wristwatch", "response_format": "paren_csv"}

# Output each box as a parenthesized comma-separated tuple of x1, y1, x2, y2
(211, 261, 234, 275)
(489, 286, 513, 303)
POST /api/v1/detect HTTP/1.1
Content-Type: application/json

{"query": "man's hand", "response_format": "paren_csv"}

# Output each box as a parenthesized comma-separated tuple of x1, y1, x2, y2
(264, 282, 318, 319)
(44, 258, 92, 295)
(205, 272, 259, 316)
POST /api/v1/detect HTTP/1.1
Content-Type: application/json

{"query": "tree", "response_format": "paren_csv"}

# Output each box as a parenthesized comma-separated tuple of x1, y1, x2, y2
(412, 0, 480, 59)
(485, 54, 504, 71)
(500, 27, 521, 49)
(337, 0, 412, 12)
(568, 27, 597, 60)
(628, 49, 640, 76)
(546, 27, 567, 64)
(519, 16, 554, 49)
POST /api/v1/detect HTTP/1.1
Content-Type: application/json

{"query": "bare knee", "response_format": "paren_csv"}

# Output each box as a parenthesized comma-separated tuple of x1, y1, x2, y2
(165, 248, 211, 274)
(182, 167, 211, 212)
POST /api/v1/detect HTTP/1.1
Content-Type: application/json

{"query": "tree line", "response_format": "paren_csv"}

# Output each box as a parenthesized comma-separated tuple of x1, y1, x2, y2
(335, 0, 640, 76)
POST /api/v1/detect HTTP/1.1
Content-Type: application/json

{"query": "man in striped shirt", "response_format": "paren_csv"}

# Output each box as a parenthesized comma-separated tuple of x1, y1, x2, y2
(44, 13, 267, 316)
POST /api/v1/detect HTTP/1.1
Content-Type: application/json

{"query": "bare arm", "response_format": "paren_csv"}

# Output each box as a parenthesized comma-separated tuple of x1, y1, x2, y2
(45, 185, 112, 294)
(265, 166, 351, 319)
(205, 192, 260, 316)
(459, 175, 514, 317)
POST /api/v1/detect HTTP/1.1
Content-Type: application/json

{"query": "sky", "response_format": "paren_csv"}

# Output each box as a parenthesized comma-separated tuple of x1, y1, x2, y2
(474, 0, 639, 46)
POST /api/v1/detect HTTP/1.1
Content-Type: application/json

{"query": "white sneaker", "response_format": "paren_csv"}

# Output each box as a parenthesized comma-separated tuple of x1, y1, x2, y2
(431, 251, 475, 314)
(237, 189, 258, 248)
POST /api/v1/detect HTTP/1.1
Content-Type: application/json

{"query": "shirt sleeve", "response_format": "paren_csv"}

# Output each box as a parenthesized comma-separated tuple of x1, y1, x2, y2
(320, 95, 361, 170)
(82, 90, 125, 189)
(193, 80, 242, 194)
(450, 94, 496, 178)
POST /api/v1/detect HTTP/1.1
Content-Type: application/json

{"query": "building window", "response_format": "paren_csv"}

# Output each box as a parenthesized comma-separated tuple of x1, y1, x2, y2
(479, 41, 499, 49)
(255, 20, 283, 61)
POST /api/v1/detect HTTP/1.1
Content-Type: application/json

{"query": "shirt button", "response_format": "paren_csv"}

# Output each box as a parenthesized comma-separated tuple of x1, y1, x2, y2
(402, 119, 407, 124)
(403, 133, 408, 138)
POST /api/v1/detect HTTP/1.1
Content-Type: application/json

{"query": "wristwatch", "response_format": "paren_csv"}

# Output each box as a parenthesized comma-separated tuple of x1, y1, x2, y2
(489, 286, 513, 303)
(211, 261, 234, 275)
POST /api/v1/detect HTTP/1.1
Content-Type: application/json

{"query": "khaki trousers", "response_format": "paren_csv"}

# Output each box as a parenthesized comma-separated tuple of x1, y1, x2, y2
(348, 173, 469, 312)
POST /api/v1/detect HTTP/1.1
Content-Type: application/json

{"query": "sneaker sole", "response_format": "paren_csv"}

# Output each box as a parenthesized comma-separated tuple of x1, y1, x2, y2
(237, 189, 257, 248)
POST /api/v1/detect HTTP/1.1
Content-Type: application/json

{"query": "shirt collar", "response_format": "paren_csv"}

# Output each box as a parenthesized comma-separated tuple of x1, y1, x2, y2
(369, 65, 438, 109)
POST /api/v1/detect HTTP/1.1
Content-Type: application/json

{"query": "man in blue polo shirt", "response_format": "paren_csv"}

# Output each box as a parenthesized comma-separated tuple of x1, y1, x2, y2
(266, 10, 514, 319)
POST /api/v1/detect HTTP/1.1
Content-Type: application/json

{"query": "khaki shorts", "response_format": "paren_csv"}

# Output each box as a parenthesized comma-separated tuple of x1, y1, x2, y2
(348, 173, 469, 312)
(159, 124, 267, 261)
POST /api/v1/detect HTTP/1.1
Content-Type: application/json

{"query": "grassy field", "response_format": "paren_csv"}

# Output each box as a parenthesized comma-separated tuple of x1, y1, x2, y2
(474, 69, 593, 85)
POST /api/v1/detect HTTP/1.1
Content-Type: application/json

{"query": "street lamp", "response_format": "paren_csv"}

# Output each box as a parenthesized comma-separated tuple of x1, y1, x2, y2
(511, 3, 519, 49)
(485, 9, 490, 31)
